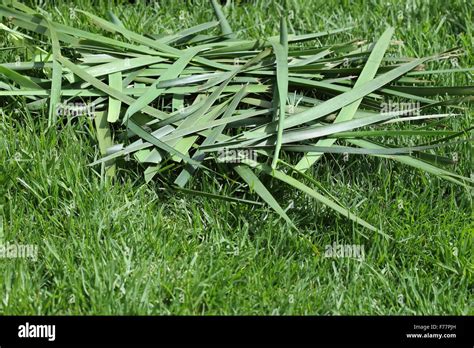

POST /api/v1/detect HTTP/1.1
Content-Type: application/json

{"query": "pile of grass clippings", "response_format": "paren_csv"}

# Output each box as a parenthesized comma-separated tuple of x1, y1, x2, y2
(0, 0, 472, 233)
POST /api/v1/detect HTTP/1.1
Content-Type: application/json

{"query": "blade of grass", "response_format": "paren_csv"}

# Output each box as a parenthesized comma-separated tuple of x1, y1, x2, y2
(45, 17, 62, 126)
(254, 163, 382, 234)
(173, 186, 264, 206)
(234, 165, 295, 228)
(0, 66, 42, 89)
(174, 84, 249, 187)
(270, 16, 288, 169)
(107, 72, 122, 123)
(295, 27, 394, 171)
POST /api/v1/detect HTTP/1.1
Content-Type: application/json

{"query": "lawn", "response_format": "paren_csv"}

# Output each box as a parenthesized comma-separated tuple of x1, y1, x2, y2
(0, 0, 472, 315)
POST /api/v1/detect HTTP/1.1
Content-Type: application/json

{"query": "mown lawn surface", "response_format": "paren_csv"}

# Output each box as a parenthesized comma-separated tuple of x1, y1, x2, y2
(0, 0, 472, 314)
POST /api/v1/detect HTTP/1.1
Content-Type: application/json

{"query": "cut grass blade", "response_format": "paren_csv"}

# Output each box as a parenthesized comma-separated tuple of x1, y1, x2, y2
(234, 165, 295, 229)
(210, 0, 235, 39)
(270, 17, 288, 169)
(45, 17, 62, 126)
(347, 138, 472, 187)
(0, 66, 42, 89)
(3, 4, 472, 233)
(94, 111, 115, 177)
(254, 163, 382, 235)
(123, 47, 202, 124)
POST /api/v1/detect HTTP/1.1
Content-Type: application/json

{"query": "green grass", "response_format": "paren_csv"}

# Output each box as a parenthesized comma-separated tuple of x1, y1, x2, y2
(0, 0, 472, 315)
